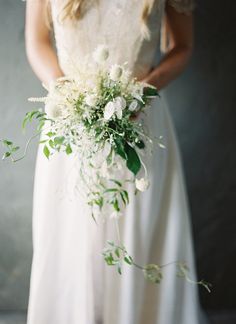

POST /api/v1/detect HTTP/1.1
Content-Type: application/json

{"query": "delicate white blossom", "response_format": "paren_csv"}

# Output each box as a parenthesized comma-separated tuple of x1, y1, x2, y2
(129, 100, 139, 112)
(114, 96, 126, 119)
(85, 94, 97, 107)
(93, 44, 109, 63)
(135, 177, 150, 192)
(45, 102, 62, 119)
(110, 64, 123, 81)
(104, 101, 116, 120)
(104, 96, 126, 120)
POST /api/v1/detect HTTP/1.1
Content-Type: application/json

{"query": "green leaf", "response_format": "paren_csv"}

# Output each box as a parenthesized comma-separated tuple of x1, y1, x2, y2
(124, 143, 141, 175)
(2, 152, 11, 160)
(115, 248, 120, 258)
(114, 137, 127, 160)
(22, 110, 40, 130)
(29, 110, 39, 121)
(43, 145, 50, 159)
(2, 140, 13, 146)
(36, 112, 46, 119)
(117, 264, 122, 275)
(37, 120, 45, 132)
(104, 188, 118, 193)
(46, 131, 56, 138)
(109, 179, 122, 187)
(91, 212, 97, 224)
(119, 191, 126, 205)
(123, 190, 129, 204)
(143, 86, 159, 97)
(49, 139, 55, 149)
(124, 256, 133, 265)
(54, 136, 65, 145)
(107, 240, 115, 246)
(135, 140, 145, 149)
(113, 199, 120, 212)
(65, 144, 72, 155)
(11, 146, 20, 152)
(143, 264, 163, 284)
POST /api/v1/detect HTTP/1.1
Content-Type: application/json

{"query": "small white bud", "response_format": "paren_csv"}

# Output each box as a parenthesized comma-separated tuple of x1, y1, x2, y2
(135, 177, 150, 192)
(85, 94, 97, 107)
(93, 45, 109, 63)
(129, 100, 139, 112)
(110, 64, 123, 81)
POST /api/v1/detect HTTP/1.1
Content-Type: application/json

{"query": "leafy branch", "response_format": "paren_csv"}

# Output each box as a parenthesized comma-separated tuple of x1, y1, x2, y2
(102, 240, 211, 292)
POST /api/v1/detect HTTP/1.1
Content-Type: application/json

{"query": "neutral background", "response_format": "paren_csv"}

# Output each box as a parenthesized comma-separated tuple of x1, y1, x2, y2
(0, 0, 235, 316)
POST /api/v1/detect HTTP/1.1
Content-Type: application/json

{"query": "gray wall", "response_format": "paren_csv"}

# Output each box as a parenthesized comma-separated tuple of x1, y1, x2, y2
(0, 0, 42, 310)
(0, 0, 235, 312)
(165, 0, 236, 310)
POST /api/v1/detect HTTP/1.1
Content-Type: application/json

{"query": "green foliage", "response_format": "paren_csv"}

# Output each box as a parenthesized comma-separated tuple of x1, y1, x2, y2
(102, 241, 133, 275)
(22, 109, 47, 131)
(124, 143, 141, 175)
(176, 262, 212, 293)
(143, 86, 159, 98)
(114, 138, 141, 175)
(1, 139, 20, 161)
(143, 264, 163, 284)
(43, 145, 50, 159)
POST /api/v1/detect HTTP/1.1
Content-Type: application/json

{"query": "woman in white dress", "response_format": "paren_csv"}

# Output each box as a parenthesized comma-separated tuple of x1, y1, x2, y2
(25, 0, 207, 323)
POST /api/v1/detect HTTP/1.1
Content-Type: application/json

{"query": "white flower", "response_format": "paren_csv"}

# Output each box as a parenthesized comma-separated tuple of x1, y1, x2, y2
(85, 94, 97, 107)
(104, 101, 116, 120)
(110, 64, 123, 81)
(135, 177, 150, 192)
(45, 102, 62, 119)
(93, 45, 109, 63)
(104, 96, 126, 120)
(129, 100, 139, 112)
(113, 96, 126, 119)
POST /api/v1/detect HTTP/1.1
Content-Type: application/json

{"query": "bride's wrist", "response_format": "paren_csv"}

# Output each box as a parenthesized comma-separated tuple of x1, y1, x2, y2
(43, 72, 65, 91)
(144, 68, 169, 91)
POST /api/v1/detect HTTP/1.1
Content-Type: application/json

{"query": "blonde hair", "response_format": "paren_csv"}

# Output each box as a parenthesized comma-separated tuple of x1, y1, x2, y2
(46, 0, 155, 40)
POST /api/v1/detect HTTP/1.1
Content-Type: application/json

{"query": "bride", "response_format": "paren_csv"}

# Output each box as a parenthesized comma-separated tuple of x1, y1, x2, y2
(25, 0, 207, 323)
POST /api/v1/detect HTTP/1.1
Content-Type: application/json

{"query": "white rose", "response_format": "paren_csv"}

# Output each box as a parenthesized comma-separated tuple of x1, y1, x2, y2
(135, 177, 150, 192)
(104, 101, 116, 120)
(129, 100, 139, 112)
(85, 94, 97, 107)
(110, 64, 123, 81)
(93, 45, 109, 63)
(45, 102, 62, 119)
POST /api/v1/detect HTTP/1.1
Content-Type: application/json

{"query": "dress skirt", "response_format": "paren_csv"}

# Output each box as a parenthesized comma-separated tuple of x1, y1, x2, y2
(26, 93, 203, 324)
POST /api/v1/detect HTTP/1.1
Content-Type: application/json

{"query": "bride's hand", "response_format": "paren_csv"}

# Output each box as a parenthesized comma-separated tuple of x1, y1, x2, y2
(139, 66, 163, 90)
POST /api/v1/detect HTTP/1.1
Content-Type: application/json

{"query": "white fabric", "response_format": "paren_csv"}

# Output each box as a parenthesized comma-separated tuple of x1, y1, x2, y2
(26, 1, 207, 324)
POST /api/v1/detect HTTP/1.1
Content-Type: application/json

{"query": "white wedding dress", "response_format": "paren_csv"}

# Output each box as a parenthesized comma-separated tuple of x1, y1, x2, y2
(26, 1, 207, 324)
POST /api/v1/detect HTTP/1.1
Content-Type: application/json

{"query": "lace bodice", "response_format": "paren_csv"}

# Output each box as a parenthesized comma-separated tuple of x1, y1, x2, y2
(50, 0, 195, 79)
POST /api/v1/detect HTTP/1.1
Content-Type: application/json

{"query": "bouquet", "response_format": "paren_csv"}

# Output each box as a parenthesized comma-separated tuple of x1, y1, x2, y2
(1, 45, 211, 290)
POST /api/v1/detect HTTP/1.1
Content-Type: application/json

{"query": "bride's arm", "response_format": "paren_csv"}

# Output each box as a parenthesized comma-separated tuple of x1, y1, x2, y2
(143, 5, 194, 90)
(25, 0, 64, 88)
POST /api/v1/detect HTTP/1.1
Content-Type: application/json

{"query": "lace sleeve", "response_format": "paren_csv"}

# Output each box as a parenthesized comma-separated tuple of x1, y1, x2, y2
(167, 0, 196, 14)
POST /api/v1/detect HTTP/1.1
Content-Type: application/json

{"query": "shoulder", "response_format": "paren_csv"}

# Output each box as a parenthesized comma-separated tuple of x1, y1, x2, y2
(165, 0, 196, 14)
